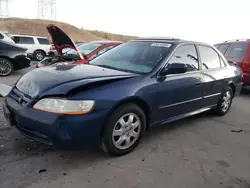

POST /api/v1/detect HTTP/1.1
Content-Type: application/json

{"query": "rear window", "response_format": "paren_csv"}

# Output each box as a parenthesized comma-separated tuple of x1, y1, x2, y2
(37, 38, 50, 45)
(217, 44, 230, 55)
(224, 42, 247, 58)
(0, 33, 3, 39)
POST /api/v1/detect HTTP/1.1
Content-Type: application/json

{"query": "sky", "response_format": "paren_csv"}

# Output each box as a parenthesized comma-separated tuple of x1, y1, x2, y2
(8, 0, 250, 44)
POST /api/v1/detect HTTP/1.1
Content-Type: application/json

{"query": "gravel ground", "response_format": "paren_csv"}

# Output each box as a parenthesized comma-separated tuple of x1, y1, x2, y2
(0, 63, 250, 188)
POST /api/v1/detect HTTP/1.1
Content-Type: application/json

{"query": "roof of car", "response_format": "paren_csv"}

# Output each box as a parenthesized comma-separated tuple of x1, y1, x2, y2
(215, 39, 250, 45)
(132, 37, 211, 46)
(9, 34, 48, 39)
(135, 37, 181, 41)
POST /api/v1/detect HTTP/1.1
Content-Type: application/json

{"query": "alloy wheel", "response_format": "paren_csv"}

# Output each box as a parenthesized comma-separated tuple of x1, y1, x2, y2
(0, 59, 12, 76)
(221, 91, 232, 112)
(36, 52, 44, 61)
(112, 113, 141, 150)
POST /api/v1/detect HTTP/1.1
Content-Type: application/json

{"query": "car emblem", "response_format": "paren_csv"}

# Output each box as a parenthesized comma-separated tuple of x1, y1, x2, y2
(18, 97, 22, 104)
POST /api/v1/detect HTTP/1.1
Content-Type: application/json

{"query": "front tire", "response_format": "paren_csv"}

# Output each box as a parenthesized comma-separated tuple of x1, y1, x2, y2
(213, 87, 233, 116)
(0, 58, 14, 76)
(34, 50, 45, 61)
(101, 104, 146, 156)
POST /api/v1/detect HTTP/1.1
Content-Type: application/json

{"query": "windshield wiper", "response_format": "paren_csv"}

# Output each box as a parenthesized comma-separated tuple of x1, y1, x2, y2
(95, 64, 118, 69)
(93, 64, 140, 74)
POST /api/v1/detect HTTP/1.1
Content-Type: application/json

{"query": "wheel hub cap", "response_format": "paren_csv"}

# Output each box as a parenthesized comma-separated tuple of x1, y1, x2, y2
(112, 113, 141, 150)
(221, 91, 232, 112)
(36, 53, 44, 60)
(0, 60, 12, 76)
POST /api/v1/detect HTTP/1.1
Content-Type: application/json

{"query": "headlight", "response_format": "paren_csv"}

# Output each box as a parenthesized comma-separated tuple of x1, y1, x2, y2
(33, 98, 95, 115)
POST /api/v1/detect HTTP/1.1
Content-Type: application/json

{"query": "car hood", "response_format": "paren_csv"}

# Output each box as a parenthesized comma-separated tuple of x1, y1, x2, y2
(15, 64, 136, 98)
(46, 24, 83, 59)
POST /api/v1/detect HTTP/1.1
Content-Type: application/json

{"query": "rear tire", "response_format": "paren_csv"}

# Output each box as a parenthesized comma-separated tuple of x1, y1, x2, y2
(34, 50, 45, 61)
(213, 87, 233, 116)
(0, 58, 14, 76)
(101, 103, 146, 156)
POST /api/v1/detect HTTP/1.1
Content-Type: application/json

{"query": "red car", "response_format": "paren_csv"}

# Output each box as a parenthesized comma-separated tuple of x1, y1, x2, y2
(37, 24, 122, 68)
(214, 39, 250, 86)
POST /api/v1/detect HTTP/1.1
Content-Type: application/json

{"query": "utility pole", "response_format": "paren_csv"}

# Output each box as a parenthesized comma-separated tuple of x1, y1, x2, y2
(38, 0, 56, 20)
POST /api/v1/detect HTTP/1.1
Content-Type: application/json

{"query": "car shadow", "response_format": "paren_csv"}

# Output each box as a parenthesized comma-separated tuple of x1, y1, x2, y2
(240, 87, 250, 96)
(0, 110, 218, 187)
(145, 111, 213, 140)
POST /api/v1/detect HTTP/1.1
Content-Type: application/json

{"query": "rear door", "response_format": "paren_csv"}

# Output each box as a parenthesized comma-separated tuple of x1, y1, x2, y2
(197, 45, 228, 107)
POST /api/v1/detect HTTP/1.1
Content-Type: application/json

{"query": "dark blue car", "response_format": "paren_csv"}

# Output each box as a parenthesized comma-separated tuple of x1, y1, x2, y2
(3, 37, 243, 156)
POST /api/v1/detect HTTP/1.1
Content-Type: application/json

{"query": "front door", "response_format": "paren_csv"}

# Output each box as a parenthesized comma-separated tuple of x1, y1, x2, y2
(150, 44, 205, 123)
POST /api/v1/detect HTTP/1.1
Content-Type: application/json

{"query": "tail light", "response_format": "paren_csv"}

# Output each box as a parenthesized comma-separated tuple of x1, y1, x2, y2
(49, 46, 53, 51)
(241, 60, 250, 73)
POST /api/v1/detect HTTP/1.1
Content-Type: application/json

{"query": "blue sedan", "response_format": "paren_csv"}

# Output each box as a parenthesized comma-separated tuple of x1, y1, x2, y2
(3, 37, 242, 156)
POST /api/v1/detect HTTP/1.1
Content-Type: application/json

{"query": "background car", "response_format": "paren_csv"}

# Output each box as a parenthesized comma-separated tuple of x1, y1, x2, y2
(9, 34, 52, 61)
(48, 42, 84, 57)
(3, 37, 242, 156)
(68, 40, 122, 62)
(214, 39, 250, 86)
(0, 40, 30, 76)
(37, 25, 122, 68)
(0, 30, 15, 44)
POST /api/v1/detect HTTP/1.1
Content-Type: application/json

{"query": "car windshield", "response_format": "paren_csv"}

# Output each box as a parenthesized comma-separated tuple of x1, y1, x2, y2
(66, 42, 103, 55)
(89, 41, 172, 74)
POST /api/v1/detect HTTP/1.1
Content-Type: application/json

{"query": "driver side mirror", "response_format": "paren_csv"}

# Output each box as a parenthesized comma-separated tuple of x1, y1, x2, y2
(160, 63, 188, 75)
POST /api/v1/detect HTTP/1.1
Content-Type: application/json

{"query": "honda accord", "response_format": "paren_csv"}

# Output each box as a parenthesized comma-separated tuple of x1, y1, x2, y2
(3, 37, 243, 156)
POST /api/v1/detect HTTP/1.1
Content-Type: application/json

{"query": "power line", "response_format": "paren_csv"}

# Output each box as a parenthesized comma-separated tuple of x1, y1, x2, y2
(38, 0, 56, 20)
(0, 0, 10, 19)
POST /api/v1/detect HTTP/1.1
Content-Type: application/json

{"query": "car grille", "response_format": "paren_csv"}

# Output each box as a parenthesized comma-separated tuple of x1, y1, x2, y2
(9, 87, 31, 106)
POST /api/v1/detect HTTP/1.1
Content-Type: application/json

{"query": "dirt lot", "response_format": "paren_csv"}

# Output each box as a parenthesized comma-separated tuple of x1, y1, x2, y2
(0, 64, 250, 188)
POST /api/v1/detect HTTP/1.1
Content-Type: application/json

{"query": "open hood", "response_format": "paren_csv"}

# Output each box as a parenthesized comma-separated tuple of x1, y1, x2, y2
(46, 24, 83, 59)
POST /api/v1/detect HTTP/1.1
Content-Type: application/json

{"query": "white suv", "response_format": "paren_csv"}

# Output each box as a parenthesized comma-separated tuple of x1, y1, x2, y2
(9, 34, 51, 61)
(0, 30, 15, 44)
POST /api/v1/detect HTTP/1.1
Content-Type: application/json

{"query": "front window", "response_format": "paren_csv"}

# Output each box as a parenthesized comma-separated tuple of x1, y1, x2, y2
(66, 42, 103, 55)
(167, 44, 199, 72)
(89, 41, 172, 74)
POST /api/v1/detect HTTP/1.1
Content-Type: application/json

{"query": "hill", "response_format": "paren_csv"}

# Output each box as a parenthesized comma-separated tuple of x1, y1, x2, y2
(0, 18, 137, 42)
